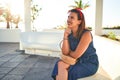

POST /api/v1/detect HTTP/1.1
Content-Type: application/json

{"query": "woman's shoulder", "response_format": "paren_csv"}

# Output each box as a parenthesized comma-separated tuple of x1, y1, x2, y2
(82, 29, 91, 34)
(83, 29, 93, 39)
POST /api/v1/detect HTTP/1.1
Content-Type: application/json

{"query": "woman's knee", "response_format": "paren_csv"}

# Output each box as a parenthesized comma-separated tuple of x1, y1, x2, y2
(58, 61, 69, 69)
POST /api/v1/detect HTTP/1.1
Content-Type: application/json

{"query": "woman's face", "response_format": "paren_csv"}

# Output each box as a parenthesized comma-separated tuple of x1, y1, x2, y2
(67, 12, 81, 29)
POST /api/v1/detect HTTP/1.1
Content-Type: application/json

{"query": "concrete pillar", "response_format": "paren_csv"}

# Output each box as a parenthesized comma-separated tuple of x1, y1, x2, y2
(94, 0, 103, 35)
(24, 0, 31, 32)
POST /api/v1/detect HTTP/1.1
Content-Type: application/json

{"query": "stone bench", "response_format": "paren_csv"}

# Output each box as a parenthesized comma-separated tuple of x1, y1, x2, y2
(19, 31, 120, 80)
(20, 31, 63, 57)
(77, 66, 111, 80)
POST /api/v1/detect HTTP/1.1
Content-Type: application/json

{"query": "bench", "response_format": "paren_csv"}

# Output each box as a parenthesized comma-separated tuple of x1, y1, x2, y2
(77, 66, 111, 80)
(20, 31, 63, 57)
(20, 31, 117, 80)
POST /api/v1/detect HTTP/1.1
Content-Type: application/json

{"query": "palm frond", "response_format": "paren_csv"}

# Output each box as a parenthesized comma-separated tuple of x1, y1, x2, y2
(78, 0, 82, 8)
(75, 1, 79, 6)
(69, 0, 90, 10)
(83, 2, 90, 9)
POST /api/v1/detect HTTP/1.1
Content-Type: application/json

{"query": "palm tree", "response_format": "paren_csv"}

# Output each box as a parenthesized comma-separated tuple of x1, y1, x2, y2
(4, 9, 12, 29)
(0, 4, 10, 29)
(12, 14, 21, 28)
(0, 5, 12, 29)
(0, 4, 21, 29)
(69, 0, 90, 10)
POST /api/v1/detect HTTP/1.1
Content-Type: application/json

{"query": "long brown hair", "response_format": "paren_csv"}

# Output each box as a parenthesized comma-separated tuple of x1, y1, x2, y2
(69, 9, 86, 39)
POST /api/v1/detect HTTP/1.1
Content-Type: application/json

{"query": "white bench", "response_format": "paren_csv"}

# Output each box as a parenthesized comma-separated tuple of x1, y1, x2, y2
(20, 31, 63, 57)
(20, 32, 111, 80)
(77, 66, 111, 80)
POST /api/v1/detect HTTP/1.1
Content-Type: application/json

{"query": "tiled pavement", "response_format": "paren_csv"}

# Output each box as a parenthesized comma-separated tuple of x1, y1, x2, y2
(0, 43, 59, 80)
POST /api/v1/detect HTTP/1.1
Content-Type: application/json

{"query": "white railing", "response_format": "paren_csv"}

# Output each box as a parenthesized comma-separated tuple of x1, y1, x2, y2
(0, 29, 21, 42)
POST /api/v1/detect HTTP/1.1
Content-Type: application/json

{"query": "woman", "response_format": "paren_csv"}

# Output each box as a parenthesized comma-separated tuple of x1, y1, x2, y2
(51, 8, 99, 80)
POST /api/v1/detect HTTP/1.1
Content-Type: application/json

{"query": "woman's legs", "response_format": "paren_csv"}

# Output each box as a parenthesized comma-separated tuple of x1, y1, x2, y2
(56, 60, 70, 80)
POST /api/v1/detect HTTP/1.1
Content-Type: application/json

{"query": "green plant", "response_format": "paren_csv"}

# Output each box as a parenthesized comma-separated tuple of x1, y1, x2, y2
(103, 25, 120, 29)
(87, 26, 92, 30)
(69, 0, 90, 9)
(31, 0, 42, 30)
(107, 32, 116, 40)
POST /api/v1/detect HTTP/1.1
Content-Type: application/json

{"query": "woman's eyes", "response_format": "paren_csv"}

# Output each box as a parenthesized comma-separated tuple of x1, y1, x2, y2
(68, 16, 74, 19)
(71, 16, 74, 19)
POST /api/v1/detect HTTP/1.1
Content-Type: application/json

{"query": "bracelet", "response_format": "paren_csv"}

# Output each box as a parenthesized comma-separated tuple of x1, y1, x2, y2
(63, 38, 68, 40)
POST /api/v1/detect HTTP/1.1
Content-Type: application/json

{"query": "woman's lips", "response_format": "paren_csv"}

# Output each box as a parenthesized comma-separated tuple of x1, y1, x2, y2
(67, 22, 72, 25)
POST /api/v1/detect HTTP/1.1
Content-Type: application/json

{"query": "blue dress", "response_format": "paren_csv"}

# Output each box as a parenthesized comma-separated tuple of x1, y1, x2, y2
(51, 30, 99, 80)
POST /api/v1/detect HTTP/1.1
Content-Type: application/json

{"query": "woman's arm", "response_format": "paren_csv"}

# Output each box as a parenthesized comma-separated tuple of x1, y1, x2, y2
(69, 31, 92, 59)
(62, 28, 71, 55)
(62, 39, 70, 55)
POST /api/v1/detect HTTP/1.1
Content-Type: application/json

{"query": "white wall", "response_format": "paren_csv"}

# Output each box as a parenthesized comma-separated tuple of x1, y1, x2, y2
(0, 29, 21, 42)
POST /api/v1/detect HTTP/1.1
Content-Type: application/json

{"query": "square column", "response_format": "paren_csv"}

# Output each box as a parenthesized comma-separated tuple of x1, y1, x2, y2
(24, 0, 31, 32)
(94, 0, 103, 35)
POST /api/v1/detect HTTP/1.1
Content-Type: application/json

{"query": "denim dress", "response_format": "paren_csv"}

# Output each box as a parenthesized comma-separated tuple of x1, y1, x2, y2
(51, 30, 99, 80)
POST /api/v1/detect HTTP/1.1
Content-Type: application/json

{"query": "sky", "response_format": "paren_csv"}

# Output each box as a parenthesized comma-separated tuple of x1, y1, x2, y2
(33, 0, 120, 30)
(0, 0, 120, 30)
(34, 0, 94, 29)
(103, 0, 120, 27)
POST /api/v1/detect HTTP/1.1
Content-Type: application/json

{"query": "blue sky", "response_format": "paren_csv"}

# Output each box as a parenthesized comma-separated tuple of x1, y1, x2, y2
(103, 0, 120, 27)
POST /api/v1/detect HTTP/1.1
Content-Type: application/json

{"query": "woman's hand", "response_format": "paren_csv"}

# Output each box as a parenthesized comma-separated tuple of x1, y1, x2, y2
(64, 28, 71, 39)
(60, 54, 76, 65)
